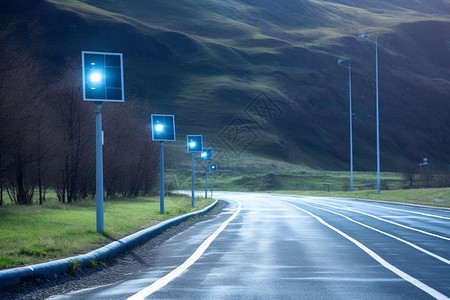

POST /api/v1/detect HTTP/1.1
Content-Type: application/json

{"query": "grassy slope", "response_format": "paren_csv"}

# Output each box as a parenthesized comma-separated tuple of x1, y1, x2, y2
(79, 0, 450, 171)
(2, 0, 449, 171)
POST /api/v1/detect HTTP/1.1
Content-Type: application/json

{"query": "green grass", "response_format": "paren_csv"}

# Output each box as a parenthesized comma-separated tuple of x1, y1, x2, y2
(166, 167, 407, 192)
(165, 168, 450, 208)
(0, 194, 214, 269)
(272, 188, 450, 208)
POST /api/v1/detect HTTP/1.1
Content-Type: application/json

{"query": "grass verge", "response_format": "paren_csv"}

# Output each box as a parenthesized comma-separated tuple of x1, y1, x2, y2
(0, 194, 214, 269)
(270, 188, 450, 208)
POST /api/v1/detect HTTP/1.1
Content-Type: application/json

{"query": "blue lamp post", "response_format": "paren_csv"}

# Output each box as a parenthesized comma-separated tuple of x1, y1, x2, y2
(82, 51, 124, 233)
(151, 114, 176, 213)
(210, 164, 217, 198)
(187, 135, 203, 208)
(201, 148, 212, 198)
(337, 59, 353, 192)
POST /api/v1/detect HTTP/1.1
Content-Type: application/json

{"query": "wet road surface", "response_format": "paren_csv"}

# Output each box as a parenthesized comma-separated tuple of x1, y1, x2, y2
(52, 192, 450, 299)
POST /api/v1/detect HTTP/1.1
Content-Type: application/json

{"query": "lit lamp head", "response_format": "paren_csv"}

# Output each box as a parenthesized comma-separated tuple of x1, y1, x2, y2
(89, 71, 102, 84)
(201, 148, 212, 160)
(82, 51, 124, 102)
(151, 114, 176, 141)
(187, 135, 203, 152)
(155, 123, 164, 132)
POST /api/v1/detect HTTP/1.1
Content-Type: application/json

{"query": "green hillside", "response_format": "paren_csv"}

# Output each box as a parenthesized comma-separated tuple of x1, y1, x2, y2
(1, 0, 449, 172)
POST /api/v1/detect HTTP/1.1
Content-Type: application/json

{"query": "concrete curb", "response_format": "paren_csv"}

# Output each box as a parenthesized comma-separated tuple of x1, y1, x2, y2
(0, 200, 218, 288)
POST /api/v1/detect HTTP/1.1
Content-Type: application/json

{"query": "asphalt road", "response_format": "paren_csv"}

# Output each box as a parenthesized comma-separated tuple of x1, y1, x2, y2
(52, 192, 450, 299)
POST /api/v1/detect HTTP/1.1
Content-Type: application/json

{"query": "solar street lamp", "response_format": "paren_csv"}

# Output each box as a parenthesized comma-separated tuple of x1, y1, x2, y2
(151, 114, 176, 214)
(82, 51, 124, 233)
(82, 51, 124, 102)
(201, 148, 212, 198)
(210, 164, 217, 198)
(187, 135, 203, 208)
(337, 59, 354, 192)
(358, 34, 381, 194)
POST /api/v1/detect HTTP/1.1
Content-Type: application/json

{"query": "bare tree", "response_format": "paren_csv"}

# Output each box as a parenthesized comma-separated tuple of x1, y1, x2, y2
(48, 72, 94, 203)
(0, 42, 158, 205)
(0, 44, 47, 204)
(402, 164, 417, 188)
(103, 102, 159, 197)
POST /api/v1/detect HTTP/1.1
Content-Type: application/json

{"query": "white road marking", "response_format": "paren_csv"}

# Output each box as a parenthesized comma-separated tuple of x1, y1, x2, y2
(284, 202, 449, 300)
(305, 199, 450, 241)
(127, 201, 242, 300)
(296, 201, 450, 265)
(315, 197, 450, 220)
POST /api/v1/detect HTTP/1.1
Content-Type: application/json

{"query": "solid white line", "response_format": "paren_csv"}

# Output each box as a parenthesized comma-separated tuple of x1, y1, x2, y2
(316, 197, 450, 220)
(284, 202, 449, 300)
(127, 201, 242, 300)
(297, 201, 450, 265)
(307, 200, 450, 241)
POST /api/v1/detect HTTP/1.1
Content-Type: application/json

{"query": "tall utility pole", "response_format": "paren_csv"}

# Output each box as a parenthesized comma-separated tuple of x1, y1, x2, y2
(337, 59, 353, 192)
(375, 36, 380, 194)
(359, 34, 381, 194)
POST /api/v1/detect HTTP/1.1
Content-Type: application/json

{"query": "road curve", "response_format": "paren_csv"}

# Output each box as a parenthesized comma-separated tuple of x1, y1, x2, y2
(53, 192, 450, 299)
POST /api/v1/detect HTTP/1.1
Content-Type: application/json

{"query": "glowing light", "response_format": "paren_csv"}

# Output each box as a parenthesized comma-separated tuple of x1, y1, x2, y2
(201, 152, 207, 157)
(155, 124, 164, 132)
(189, 141, 196, 148)
(90, 72, 102, 83)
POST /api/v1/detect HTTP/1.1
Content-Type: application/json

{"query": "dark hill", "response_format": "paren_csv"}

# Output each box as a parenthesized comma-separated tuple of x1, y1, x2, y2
(1, 0, 449, 171)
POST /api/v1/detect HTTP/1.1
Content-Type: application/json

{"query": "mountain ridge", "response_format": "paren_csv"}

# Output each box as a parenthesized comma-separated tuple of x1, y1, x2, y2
(1, 0, 449, 171)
